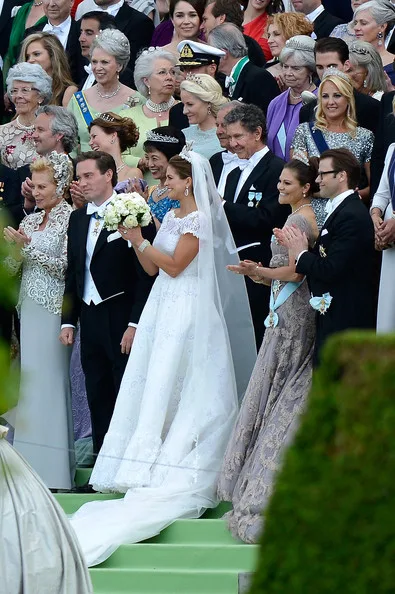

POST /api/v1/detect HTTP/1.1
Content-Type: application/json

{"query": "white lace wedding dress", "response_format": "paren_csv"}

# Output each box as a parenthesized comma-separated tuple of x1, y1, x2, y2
(70, 166, 256, 566)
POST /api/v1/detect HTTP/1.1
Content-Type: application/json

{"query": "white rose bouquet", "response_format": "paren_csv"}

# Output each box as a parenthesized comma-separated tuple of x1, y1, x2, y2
(103, 192, 152, 232)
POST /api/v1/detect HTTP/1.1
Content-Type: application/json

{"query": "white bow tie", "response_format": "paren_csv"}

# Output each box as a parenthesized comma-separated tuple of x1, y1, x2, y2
(222, 151, 239, 165)
(225, 75, 235, 89)
(238, 158, 251, 171)
(324, 200, 333, 215)
(86, 202, 105, 217)
(84, 64, 93, 75)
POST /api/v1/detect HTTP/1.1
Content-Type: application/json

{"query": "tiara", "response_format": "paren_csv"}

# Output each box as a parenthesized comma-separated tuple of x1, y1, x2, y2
(146, 130, 179, 144)
(292, 149, 309, 166)
(98, 29, 129, 48)
(141, 46, 160, 56)
(322, 67, 351, 83)
(96, 112, 116, 123)
(349, 43, 373, 57)
(185, 73, 205, 87)
(285, 37, 315, 52)
(179, 141, 194, 163)
(47, 152, 72, 196)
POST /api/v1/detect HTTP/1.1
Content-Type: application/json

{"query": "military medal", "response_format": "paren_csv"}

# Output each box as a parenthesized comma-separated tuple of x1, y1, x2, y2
(248, 190, 255, 207)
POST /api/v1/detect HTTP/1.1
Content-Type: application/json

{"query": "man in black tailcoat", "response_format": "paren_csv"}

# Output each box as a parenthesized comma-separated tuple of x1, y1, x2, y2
(278, 149, 375, 364)
(291, 0, 343, 38)
(60, 152, 154, 456)
(216, 104, 289, 347)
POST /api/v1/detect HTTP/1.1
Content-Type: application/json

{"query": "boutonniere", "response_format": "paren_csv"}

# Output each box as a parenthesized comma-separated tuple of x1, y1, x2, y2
(123, 95, 140, 109)
(319, 245, 327, 258)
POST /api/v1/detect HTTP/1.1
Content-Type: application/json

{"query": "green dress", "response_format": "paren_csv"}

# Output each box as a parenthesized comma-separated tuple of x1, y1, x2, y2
(3, 3, 47, 83)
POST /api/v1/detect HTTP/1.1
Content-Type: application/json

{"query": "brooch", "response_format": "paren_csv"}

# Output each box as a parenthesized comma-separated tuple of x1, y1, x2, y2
(309, 292, 332, 315)
(319, 245, 327, 258)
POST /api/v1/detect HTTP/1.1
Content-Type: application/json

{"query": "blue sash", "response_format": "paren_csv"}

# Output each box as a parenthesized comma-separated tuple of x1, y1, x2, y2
(74, 91, 94, 127)
(264, 278, 304, 328)
(388, 148, 395, 211)
(308, 122, 329, 155)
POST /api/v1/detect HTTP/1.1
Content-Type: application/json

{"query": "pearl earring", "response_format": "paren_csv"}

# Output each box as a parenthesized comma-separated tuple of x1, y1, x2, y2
(184, 186, 189, 197)
(147, 85, 151, 96)
(377, 31, 384, 46)
(207, 104, 212, 115)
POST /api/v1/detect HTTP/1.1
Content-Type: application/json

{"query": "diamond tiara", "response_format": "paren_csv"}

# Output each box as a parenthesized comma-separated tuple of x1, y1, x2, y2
(98, 29, 129, 48)
(96, 112, 116, 123)
(179, 141, 194, 163)
(322, 67, 351, 83)
(348, 43, 373, 57)
(146, 130, 179, 144)
(285, 37, 315, 52)
(185, 73, 205, 87)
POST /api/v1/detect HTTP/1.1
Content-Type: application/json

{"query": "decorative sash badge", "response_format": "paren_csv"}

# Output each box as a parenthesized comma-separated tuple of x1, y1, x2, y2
(248, 186, 263, 208)
(264, 278, 304, 328)
(309, 292, 332, 315)
(319, 245, 327, 258)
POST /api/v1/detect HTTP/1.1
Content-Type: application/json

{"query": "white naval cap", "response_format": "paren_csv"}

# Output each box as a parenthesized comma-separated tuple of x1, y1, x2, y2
(176, 40, 226, 67)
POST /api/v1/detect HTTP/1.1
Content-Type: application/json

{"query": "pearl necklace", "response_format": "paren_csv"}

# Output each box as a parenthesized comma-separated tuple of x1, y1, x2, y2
(96, 82, 121, 99)
(289, 84, 315, 101)
(16, 116, 34, 130)
(33, 1, 43, 5)
(292, 203, 312, 215)
(145, 96, 175, 115)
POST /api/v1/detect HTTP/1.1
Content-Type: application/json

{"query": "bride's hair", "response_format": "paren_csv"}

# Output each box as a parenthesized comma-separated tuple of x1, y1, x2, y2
(168, 155, 192, 180)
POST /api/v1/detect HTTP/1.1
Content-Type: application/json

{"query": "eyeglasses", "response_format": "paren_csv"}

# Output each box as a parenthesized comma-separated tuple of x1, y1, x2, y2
(10, 87, 38, 96)
(317, 170, 339, 179)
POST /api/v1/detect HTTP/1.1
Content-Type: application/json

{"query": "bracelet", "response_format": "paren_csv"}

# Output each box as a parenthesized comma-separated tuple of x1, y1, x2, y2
(137, 239, 151, 253)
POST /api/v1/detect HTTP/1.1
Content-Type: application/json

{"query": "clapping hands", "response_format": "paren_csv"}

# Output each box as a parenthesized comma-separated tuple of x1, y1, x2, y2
(227, 260, 264, 282)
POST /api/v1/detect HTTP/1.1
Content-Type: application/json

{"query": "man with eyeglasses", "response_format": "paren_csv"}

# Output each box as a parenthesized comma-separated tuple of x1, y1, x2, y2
(276, 148, 375, 363)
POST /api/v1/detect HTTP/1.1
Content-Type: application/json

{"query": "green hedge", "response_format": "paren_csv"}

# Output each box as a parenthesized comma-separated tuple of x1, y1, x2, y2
(250, 332, 395, 594)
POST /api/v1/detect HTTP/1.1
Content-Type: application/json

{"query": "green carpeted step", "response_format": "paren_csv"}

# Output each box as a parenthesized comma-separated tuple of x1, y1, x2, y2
(90, 568, 240, 594)
(144, 519, 238, 545)
(97, 543, 258, 571)
(75, 467, 93, 486)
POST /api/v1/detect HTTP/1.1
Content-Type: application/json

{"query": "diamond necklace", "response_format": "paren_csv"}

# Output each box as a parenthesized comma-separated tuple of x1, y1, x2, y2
(96, 82, 121, 99)
(145, 96, 175, 114)
(116, 162, 126, 173)
(292, 203, 312, 215)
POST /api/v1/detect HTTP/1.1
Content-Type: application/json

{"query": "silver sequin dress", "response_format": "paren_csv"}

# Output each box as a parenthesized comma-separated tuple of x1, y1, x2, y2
(291, 123, 374, 228)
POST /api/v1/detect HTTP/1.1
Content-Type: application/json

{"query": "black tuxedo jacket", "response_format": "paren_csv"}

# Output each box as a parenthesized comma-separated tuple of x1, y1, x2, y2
(0, 0, 30, 58)
(114, 3, 154, 76)
(231, 61, 280, 114)
(296, 192, 375, 360)
(77, 58, 135, 90)
(322, 0, 352, 21)
(299, 88, 380, 134)
(244, 34, 265, 68)
(62, 203, 154, 326)
(168, 101, 189, 131)
(370, 91, 395, 197)
(24, 19, 81, 84)
(313, 9, 343, 38)
(210, 150, 225, 187)
(218, 150, 289, 345)
(0, 163, 24, 225)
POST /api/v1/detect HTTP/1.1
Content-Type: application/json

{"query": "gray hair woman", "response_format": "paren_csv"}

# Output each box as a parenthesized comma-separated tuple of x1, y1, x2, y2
(348, 40, 388, 100)
(266, 35, 317, 162)
(0, 62, 52, 169)
(67, 28, 140, 153)
(120, 47, 178, 176)
(353, 0, 395, 83)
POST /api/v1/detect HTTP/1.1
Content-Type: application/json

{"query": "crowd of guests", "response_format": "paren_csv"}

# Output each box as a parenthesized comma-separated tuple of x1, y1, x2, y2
(0, 0, 394, 565)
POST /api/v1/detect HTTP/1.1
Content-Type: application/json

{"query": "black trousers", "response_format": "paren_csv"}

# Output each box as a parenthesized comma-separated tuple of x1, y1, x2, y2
(245, 278, 270, 350)
(80, 294, 130, 456)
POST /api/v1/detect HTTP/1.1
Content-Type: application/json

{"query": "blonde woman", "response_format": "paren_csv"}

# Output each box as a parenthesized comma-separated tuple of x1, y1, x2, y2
(291, 69, 374, 224)
(180, 73, 227, 159)
(19, 32, 77, 107)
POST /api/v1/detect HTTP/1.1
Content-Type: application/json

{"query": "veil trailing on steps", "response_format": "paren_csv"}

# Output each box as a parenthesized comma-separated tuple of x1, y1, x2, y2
(70, 150, 256, 566)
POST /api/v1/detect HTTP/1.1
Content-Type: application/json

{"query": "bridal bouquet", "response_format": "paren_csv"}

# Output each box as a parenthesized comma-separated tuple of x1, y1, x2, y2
(103, 192, 152, 231)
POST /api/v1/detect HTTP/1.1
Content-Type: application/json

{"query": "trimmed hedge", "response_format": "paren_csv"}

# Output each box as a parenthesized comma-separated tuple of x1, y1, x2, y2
(250, 331, 395, 594)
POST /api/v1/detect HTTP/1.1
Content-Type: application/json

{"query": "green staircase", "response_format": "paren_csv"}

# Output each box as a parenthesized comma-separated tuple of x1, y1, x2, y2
(55, 470, 258, 594)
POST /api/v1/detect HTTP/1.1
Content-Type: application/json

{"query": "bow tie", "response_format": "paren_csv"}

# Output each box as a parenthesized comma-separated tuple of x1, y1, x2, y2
(225, 75, 235, 89)
(238, 158, 251, 171)
(222, 152, 239, 165)
(324, 200, 333, 216)
(84, 64, 93, 75)
(86, 202, 105, 217)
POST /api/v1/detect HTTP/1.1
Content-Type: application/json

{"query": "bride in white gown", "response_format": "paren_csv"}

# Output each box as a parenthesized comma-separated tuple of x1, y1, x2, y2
(70, 148, 256, 566)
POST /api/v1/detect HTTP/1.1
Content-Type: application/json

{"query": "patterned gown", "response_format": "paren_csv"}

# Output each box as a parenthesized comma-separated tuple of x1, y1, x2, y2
(218, 214, 316, 543)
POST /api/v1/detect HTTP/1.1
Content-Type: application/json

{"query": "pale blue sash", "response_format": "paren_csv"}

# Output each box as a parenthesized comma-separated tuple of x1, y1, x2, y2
(264, 278, 304, 328)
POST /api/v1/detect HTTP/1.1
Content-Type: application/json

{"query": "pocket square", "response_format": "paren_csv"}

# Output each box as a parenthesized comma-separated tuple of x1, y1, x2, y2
(107, 231, 122, 243)
(321, 229, 329, 236)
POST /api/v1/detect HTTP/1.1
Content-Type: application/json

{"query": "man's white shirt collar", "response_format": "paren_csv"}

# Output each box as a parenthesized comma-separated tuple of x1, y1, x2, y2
(324, 189, 354, 221)
(43, 16, 71, 48)
(306, 4, 325, 22)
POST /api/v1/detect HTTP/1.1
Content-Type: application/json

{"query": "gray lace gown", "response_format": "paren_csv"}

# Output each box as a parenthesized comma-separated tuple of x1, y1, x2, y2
(218, 214, 316, 543)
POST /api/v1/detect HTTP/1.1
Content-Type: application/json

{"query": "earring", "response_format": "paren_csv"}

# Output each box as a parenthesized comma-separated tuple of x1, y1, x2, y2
(363, 79, 368, 88)
(302, 192, 306, 198)
(110, 138, 115, 144)
(147, 85, 151, 96)
(207, 104, 212, 115)
(184, 186, 189, 196)
(377, 31, 384, 46)
(309, 74, 313, 85)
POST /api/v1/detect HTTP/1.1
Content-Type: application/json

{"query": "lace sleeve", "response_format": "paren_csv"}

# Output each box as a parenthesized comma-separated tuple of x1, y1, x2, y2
(21, 239, 68, 280)
(290, 123, 309, 155)
(180, 211, 207, 239)
(3, 254, 22, 276)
